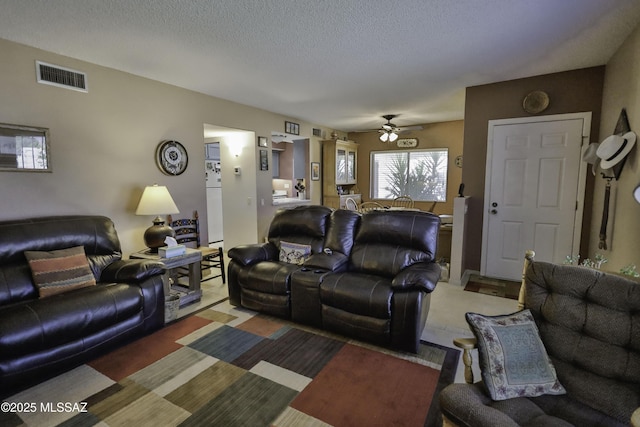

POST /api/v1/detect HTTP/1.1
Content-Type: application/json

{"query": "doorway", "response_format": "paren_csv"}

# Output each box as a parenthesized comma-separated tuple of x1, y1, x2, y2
(481, 113, 591, 281)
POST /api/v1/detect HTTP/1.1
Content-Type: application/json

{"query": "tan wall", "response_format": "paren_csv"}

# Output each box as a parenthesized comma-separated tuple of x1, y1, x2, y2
(462, 67, 605, 271)
(0, 38, 335, 252)
(590, 24, 640, 271)
(348, 120, 464, 215)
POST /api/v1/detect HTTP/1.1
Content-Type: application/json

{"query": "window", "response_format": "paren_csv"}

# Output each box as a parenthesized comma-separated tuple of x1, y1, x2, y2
(370, 149, 448, 201)
(0, 123, 51, 172)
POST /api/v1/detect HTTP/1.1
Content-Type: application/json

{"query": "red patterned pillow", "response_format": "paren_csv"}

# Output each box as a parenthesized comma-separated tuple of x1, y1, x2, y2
(25, 246, 96, 298)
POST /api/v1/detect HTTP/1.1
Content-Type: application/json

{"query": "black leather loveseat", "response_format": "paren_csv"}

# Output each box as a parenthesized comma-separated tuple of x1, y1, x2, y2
(0, 215, 166, 396)
(228, 205, 441, 352)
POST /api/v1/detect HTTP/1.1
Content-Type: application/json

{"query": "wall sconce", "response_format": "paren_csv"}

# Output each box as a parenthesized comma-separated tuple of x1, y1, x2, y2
(135, 184, 179, 252)
(230, 142, 243, 157)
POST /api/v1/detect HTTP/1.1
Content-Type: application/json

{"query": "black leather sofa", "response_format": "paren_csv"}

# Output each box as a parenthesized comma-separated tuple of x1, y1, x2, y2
(0, 215, 166, 396)
(228, 205, 441, 352)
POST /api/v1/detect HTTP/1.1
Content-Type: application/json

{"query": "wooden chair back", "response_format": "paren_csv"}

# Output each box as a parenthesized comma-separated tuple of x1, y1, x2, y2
(359, 201, 385, 213)
(392, 196, 414, 209)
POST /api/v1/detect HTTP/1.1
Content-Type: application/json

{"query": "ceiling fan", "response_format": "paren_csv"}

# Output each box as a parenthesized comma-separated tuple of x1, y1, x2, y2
(377, 114, 422, 142)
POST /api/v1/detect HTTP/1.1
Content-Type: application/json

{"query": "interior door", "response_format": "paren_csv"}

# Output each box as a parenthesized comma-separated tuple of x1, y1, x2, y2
(482, 116, 588, 281)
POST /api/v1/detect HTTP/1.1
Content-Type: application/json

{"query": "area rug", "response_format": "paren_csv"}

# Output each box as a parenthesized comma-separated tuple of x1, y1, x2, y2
(2, 301, 459, 427)
(464, 274, 521, 300)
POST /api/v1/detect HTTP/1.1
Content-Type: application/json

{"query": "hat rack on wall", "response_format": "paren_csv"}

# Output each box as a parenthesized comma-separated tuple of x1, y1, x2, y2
(597, 108, 636, 250)
(601, 108, 632, 181)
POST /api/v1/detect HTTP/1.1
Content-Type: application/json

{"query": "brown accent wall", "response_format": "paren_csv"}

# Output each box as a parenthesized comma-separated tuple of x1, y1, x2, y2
(348, 120, 464, 215)
(462, 67, 605, 271)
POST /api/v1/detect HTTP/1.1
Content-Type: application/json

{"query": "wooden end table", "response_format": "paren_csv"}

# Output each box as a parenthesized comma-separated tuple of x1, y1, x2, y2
(130, 248, 202, 307)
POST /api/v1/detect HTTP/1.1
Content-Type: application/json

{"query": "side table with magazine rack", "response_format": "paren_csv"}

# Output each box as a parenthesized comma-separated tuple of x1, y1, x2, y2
(130, 248, 202, 309)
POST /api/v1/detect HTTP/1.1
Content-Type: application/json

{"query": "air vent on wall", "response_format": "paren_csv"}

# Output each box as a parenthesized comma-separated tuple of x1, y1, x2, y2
(36, 61, 88, 92)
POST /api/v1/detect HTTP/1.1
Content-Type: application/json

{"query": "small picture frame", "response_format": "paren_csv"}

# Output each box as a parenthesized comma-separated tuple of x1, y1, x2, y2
(258, 136, 268, 147)
(285, 121, 300, 135)
(311, 162, 320, 181)
(259, 149, 268, 171)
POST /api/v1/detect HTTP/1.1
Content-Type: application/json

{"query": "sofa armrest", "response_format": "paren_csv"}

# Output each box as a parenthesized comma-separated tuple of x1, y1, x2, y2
(304, 252, 349, 271)
(391, 262, 440, 292)
(228, 243, 278, 266)
(100, 259, 165, 283)
(632, 408, 640, 427)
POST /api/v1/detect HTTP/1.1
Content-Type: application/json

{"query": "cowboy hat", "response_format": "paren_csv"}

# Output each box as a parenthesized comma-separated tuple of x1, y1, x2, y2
(596, 131, 636, 170)
(582, 142, 600, 175)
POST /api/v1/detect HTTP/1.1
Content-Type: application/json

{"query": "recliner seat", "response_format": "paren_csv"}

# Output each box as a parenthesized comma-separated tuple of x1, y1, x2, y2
(0, 215, 166, 396)
(228, 205, 441, 352)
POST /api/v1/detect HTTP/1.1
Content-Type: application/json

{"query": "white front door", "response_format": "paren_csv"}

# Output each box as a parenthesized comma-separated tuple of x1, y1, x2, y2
(482, 114, 590, 281)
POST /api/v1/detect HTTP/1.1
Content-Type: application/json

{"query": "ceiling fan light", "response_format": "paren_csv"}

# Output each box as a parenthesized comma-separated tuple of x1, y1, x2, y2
(389, 132, 398, 142)
(379, 132, 389, 142)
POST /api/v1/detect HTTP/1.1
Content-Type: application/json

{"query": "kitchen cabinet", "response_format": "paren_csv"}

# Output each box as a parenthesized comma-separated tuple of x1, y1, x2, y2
(322, 139, 359, 208)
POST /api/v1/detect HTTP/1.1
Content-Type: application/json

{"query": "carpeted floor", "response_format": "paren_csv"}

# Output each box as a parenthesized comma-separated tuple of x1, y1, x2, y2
(3, 301, 460, 427)
(463, 274, 521, 300)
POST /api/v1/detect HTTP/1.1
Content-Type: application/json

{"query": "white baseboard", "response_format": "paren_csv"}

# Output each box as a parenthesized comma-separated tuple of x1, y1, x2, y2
(450, 269, 478, 287)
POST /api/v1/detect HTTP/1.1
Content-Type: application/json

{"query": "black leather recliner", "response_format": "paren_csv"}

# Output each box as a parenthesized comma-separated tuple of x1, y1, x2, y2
(320, 210, 441, 352)
(0, 215, 166, 396)
(228, 205, 441, 353)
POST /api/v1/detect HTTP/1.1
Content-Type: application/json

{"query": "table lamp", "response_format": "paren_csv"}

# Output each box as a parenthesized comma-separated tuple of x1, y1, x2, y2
(136, 184, 179, 252)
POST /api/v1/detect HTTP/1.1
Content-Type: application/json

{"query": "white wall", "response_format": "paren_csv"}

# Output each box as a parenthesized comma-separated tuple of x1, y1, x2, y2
(0, 38, 336, 253)
(589, 23, 640, 271)
(218, 130, 259, 249)
(589, 22, 640, 271)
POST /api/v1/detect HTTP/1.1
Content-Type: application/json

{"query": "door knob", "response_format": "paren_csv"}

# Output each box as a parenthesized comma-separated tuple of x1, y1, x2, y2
(490, 209, 498, 214)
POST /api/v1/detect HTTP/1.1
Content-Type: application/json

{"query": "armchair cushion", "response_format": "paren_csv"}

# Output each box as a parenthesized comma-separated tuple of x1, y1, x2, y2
(320, 272, 392, 319)
(25, 246, 96, 298)
(466, 309, 566, 401)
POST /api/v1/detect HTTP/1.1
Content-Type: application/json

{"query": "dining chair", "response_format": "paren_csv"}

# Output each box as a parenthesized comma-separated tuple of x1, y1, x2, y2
(392, 195, 415, 209)
(344, 197, 359, 211)
(167, 211, 225, 283)
(358, 201, 386, 213)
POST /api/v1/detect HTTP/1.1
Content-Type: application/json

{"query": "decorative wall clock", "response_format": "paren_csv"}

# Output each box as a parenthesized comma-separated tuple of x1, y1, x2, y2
(156, 140, 188, 175)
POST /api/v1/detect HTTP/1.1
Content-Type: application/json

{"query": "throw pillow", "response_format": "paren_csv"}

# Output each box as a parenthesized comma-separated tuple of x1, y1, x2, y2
(466, 309, 566, 401)
(25, 245, 97, 298)
(279, 241, 311, 265)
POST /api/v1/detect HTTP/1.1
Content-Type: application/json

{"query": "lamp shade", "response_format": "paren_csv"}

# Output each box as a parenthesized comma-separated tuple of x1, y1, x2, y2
(136, 184, 179, 252)
(136, 184, 179, 216)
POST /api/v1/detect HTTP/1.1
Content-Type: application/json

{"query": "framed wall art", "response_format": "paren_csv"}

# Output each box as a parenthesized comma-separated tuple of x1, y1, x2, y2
(258, 136, 268, 147)
(259, 149, 269, 171)
(285, 121, 299, 135)
(0, 123, 51, 172)
(311, 162, 320, 181)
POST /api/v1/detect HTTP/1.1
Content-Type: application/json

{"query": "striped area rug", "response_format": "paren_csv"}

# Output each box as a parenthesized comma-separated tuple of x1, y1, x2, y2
(2, 301, 459, 427)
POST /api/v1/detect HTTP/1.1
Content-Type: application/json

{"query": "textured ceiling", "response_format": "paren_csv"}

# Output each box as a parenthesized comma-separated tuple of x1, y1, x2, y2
(1, 0, 640, 131)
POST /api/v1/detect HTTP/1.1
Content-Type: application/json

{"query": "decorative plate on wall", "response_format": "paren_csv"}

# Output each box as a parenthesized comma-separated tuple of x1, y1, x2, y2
(397, 138, 418, 148)
(156, 140, 188, 175)
(522, 90, 550, 114)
